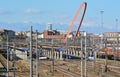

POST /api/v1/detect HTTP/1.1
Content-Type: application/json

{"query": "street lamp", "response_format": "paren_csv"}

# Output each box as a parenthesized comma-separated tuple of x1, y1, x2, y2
(100, 11, 104, 30)
(100, 10, 104, 48)
(116, 19, 118, 32)
(100, 10, 108, 72)
(115, 18, 118, 64)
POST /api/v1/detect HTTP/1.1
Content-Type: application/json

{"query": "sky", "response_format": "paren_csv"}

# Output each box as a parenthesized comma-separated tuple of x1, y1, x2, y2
(0, 0, 120, 34)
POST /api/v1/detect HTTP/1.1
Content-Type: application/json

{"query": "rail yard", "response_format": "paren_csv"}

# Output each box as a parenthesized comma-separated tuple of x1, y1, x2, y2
(0, 37, 120, 77)
(0, 1, 120, 77)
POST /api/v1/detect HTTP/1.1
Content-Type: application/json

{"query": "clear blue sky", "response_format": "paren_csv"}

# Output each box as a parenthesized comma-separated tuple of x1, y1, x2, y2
(0, 0, 120, 33)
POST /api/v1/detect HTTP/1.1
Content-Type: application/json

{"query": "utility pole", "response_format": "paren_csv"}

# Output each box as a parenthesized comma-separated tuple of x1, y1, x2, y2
(93, 37, 96, 72)
(113, 41, 116, 64)
(13, 42, 16, 77)
(84, 32, 87, 77)
(30, 26, 33, 77)
(104, 37, 108, 72)
(36, 30, 39, 77)
(52, 37, 54, 76)
(7, 36, 9, 77)
(81, 36, 83, 77)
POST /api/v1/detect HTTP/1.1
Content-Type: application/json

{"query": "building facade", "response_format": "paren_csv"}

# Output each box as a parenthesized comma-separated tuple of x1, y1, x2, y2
(0, 29, 15, 40)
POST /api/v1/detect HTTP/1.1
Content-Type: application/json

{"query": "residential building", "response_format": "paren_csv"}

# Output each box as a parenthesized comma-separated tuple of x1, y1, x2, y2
(0, 29, 15, 40)
(103, 32, 120, 42)
(44, 30, 64, 39)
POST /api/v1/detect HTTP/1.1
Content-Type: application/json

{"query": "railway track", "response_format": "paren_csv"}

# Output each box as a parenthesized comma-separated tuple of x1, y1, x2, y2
(41, 60, 80, 77)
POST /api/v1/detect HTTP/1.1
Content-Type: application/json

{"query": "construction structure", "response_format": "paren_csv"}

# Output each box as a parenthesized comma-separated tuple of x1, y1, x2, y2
(63, 2, 87, 43)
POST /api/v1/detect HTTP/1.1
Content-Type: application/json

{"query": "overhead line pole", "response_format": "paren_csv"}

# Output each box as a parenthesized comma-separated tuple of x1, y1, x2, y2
(36, 30, 39, 77)
(30, 26, 33, 77)
(84, 32, 87, 77)
(7, 35, 9, 77)
(13, 42, 16, 77)
(52, 34, 54, 76)
(81, 36, 83, 77)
